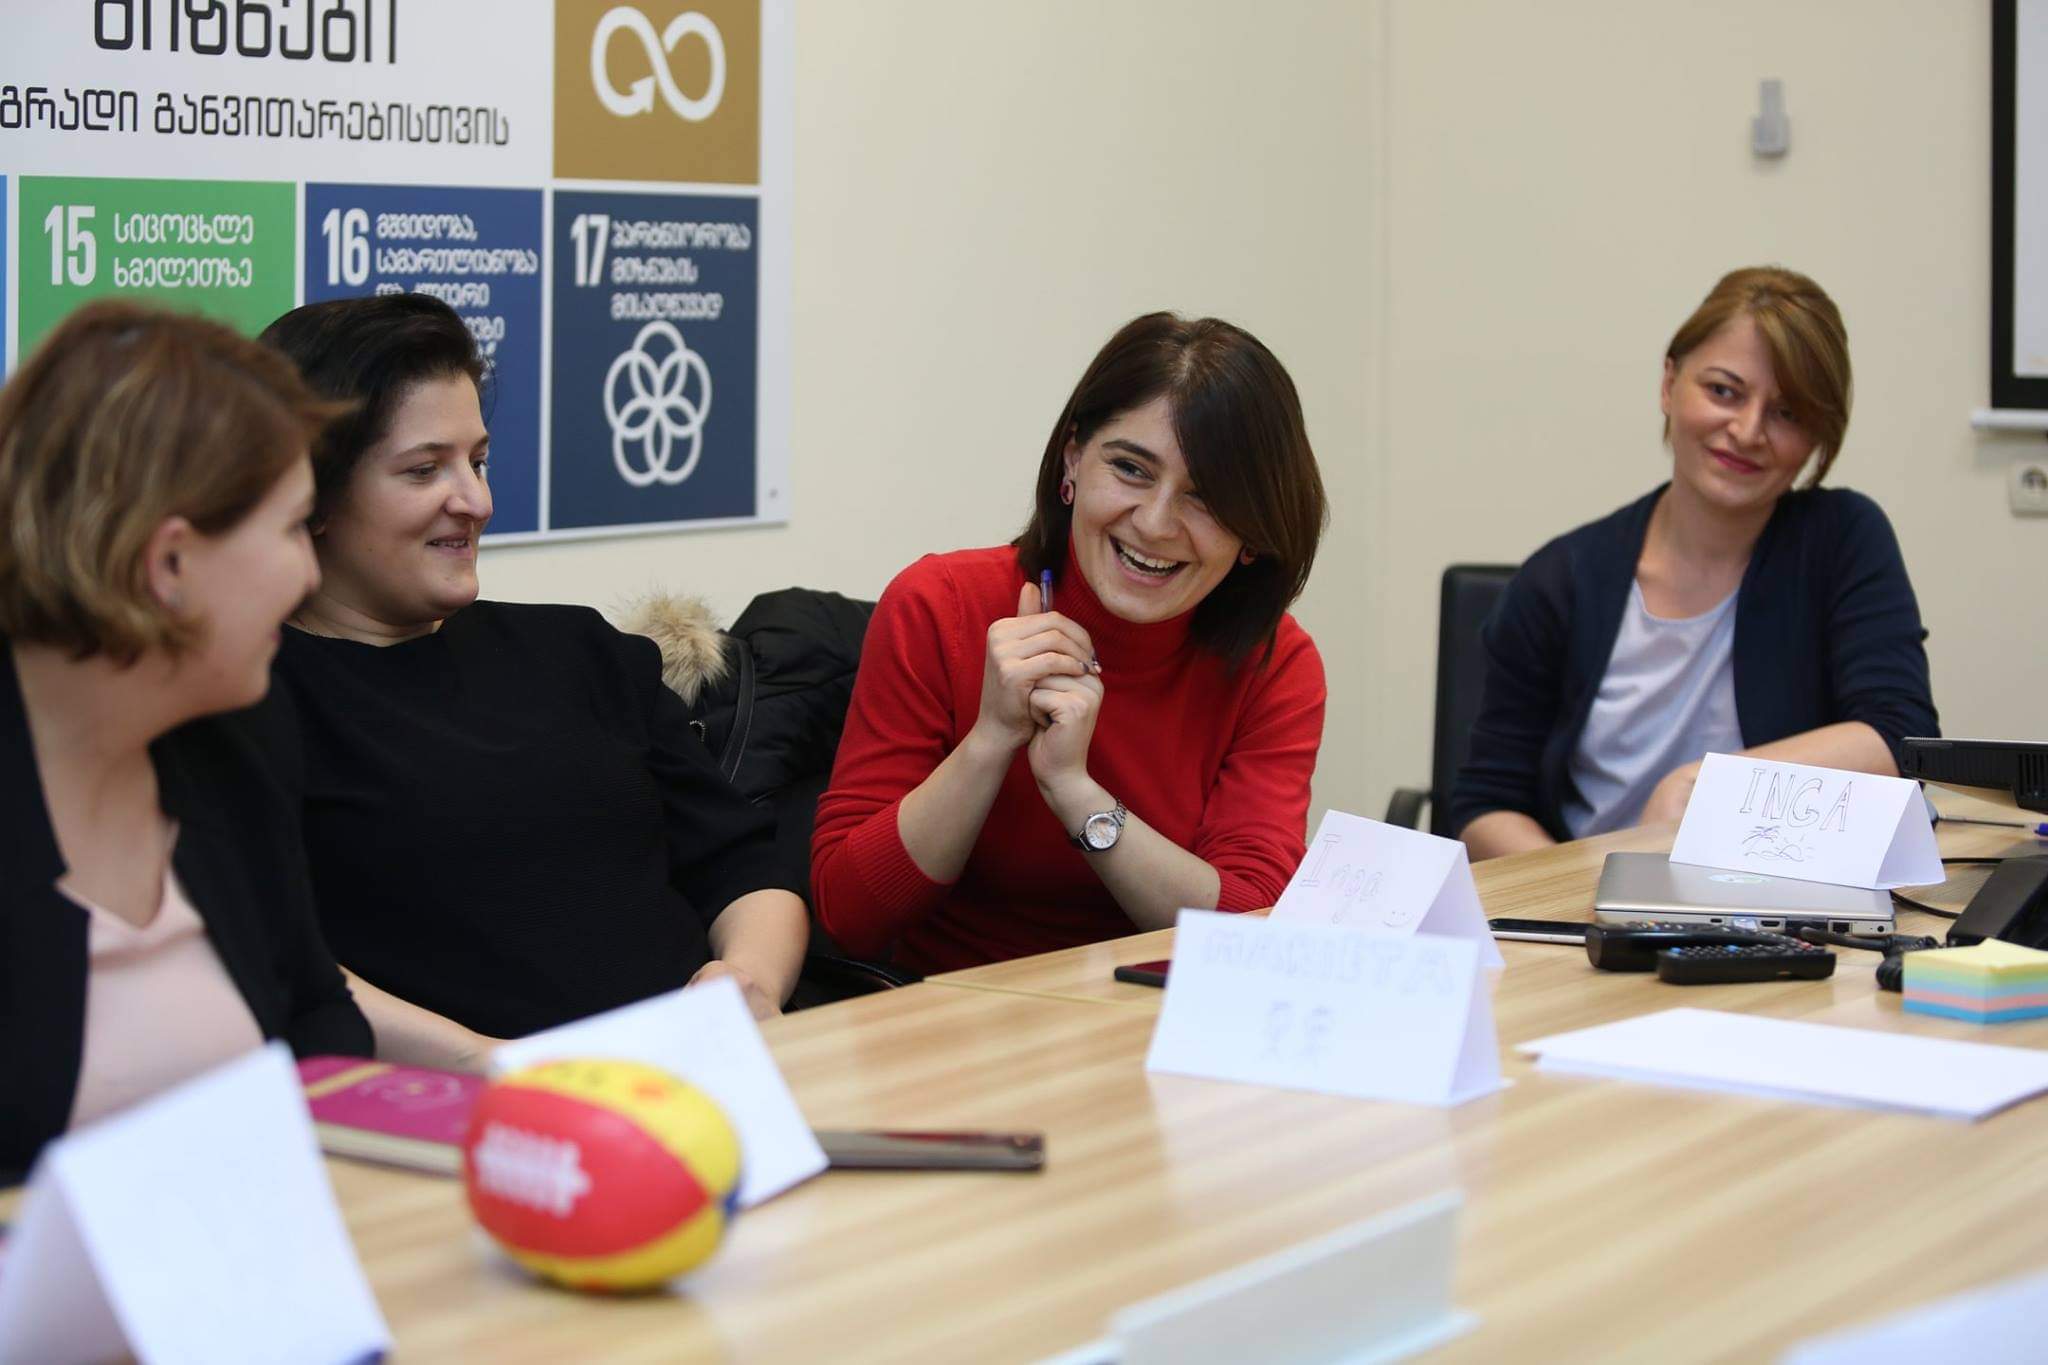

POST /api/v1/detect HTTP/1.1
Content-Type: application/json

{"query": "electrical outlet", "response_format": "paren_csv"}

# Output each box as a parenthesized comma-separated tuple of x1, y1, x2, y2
(2014, 455, 2048, 515)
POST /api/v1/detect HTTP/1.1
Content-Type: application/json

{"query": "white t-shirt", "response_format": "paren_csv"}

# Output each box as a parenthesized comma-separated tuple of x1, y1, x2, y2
(1562, 580, 1743, 838)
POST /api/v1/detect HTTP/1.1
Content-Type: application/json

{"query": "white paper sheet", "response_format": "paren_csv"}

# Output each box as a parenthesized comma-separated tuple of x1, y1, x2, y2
(1519, 1008, 2048, 1120)
(489, 976, 827, 1206)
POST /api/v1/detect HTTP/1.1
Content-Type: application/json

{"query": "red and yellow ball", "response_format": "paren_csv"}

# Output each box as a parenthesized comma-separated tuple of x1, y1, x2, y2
(461, 1058, 742, 1292)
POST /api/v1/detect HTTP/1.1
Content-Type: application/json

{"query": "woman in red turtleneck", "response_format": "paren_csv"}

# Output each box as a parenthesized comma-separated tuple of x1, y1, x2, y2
(811, 313, 1332, 972)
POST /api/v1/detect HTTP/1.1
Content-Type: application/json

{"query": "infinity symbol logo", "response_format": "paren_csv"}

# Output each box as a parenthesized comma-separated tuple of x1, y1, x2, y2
(604, 321, 714, 489)
(590, 6, 727, 122)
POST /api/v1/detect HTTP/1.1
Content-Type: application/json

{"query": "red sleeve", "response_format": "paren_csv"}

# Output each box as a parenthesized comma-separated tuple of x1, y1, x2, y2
(809, 558, 964, 958)
(1194, 623, 1327, 912)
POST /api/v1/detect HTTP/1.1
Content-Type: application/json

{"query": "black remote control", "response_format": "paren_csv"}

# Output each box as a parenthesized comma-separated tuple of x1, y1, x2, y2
(1656, 941, 1836, 984)
(1585, 921, 1788, 972)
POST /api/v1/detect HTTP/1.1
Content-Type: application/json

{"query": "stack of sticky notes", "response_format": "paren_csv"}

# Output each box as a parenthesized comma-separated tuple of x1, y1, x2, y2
(1902, 941, 2048, 1024)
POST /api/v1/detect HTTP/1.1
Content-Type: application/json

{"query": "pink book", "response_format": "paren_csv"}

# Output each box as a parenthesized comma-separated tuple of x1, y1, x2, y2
(298, 1056, 484, 1176)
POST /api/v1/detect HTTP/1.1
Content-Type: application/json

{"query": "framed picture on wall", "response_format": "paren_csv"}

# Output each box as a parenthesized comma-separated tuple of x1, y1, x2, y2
(1993, 0, 2048, 410)
(0, 0, 793, 544)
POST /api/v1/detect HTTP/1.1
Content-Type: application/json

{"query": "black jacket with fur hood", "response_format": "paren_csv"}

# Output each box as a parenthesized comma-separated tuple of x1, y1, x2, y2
(619, 587, 875, 903)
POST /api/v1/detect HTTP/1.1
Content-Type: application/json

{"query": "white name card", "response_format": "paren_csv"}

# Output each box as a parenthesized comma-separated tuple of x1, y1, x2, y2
(0, 1044, 390, 1365)
(1669, 753, 1941, 889)
(489, 975, 827, 1207)
(1272, 810, 1503, 968)
(1145, 911, 1504, 1107)
(1110, 1191, 1475, 1365)
(1780, 1264, 2048, 1365)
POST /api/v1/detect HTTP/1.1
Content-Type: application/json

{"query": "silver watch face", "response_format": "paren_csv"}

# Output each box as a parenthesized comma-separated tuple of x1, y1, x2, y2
(1082, 811, 1121, 851)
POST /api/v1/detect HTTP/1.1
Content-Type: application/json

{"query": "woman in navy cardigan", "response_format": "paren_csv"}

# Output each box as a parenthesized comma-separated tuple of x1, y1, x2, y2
(1451, 267, 1938, 857)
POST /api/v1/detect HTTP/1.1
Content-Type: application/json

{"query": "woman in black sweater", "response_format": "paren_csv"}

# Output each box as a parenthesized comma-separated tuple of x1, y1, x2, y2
(1, 303, 370, 1183)
(257, 295, 806, 1064)
(1453, 267, 1937, 857)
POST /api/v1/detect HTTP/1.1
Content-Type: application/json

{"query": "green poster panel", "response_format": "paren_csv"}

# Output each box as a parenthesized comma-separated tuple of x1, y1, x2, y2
(17, 176, 296, 357)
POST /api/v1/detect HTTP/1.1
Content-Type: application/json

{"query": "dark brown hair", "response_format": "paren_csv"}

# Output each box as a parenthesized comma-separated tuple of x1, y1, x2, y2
(1665, 265, 1852, 486)
(1015, 313, 1328, 665)
(0, 300, 342, 662)
(260, 293, 487, 525)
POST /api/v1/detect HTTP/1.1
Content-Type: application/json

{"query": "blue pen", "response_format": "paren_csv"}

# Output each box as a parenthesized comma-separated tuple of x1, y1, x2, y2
(1039, 569, 1101, 673)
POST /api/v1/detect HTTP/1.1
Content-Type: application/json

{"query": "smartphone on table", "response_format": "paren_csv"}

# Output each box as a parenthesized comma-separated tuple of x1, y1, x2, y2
(816, 1129, 1044, 1171)
(1113, 959, 1171, 987)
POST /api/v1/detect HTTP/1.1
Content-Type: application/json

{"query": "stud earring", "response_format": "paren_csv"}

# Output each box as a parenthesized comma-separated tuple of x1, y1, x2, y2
(1238, 548, 1256, 566)
(1059, 477, 1075, 505)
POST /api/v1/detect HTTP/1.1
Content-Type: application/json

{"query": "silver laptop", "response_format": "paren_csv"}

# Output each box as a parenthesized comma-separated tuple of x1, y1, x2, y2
(1593, 852, 1895, 936)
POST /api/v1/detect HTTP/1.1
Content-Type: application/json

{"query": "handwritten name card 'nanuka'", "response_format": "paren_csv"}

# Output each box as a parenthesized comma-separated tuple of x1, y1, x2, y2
(1668, 753, 1941, 890)
(1272, 811, 1503, 969)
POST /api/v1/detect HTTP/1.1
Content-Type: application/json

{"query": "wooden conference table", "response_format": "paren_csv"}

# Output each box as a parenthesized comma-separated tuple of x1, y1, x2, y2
(135, 814, 2048, 1359)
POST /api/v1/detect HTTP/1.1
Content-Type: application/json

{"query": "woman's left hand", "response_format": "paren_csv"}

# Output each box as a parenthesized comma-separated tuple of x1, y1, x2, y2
(1640, 761, 1702, 827)
(688, 959, 780, 1019)
(1027, 671, 1105, 802)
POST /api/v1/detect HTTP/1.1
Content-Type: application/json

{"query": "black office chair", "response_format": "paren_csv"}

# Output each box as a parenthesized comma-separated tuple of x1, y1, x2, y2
(694, 595, 925, 1009)
(1384, 564, 1517, 837)
(778, 770, 922, 1010)
(787, 953, 918, 1009)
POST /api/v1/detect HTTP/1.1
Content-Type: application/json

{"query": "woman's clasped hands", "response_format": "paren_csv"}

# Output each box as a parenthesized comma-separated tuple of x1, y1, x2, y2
(972, 582, 1104, 804)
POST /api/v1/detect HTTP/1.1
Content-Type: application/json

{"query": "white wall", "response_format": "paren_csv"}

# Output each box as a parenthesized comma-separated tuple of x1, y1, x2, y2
(483, 0, 2034, 829)
(1380, 0, 2043, 800)
(485, 0, 1386, 821)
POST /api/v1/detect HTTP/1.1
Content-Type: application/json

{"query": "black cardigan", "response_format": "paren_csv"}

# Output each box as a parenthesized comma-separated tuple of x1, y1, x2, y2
(1448, 485, 1940, 841)
(0, 647, 372, 1186)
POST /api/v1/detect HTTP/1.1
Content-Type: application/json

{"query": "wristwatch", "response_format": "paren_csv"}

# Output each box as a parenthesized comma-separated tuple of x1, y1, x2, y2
(1070, 797, 1128, 853)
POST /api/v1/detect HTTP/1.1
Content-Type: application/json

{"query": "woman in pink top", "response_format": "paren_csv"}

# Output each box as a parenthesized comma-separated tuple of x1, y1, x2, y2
(0, 302, 372, 1185)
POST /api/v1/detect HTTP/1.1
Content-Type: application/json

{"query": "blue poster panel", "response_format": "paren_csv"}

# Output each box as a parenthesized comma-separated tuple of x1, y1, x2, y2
(548, 190, 759, 531)
(303, 183, 545, 536)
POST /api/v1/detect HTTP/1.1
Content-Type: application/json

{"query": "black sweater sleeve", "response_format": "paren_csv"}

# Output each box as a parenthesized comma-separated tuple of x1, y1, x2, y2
(267, 820, 376, 1059)
(1815, 491, 1940, 761)
(177, 704, 374, 1060)
(265, 760, 377, 1059)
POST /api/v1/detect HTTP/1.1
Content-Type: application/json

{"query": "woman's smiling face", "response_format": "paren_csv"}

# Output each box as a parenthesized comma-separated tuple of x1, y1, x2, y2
(1661, 313, 1817, 516)
(309, 373, 493, 634)
(1062, 395, 1244, 625)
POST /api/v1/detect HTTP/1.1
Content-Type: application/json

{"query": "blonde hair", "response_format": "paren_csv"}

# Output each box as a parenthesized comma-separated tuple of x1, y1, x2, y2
(1665, 266, 1852, 487)
(0, 301, 345, 663)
